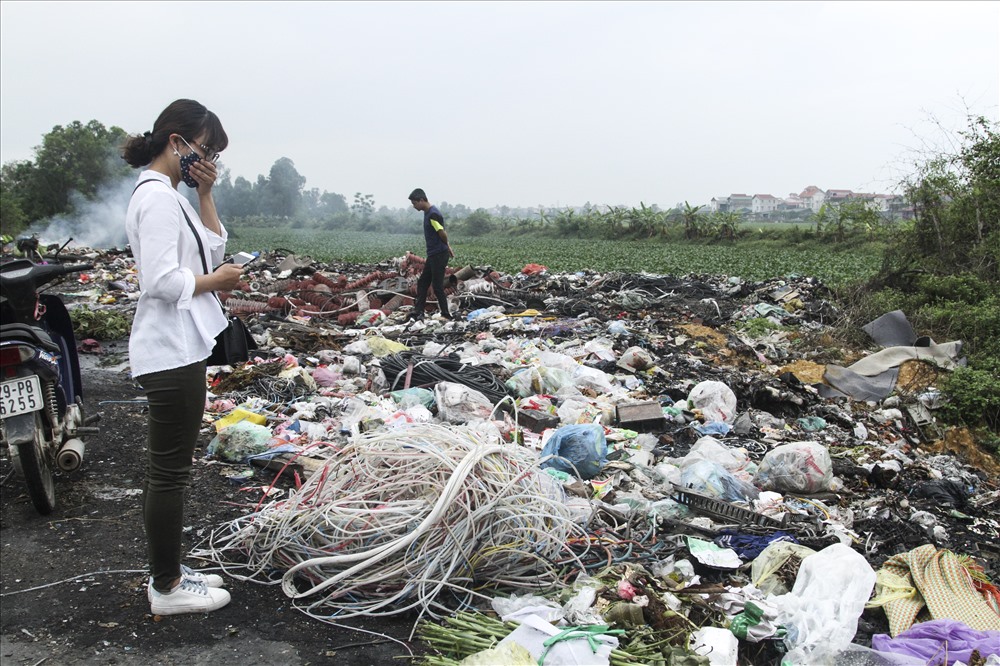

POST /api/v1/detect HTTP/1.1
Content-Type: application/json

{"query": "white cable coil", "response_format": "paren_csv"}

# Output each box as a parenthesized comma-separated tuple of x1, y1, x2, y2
(197, 423, 587, 624)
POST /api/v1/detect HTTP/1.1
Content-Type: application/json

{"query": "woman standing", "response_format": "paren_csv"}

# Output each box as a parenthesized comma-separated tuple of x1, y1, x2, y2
(121, 99, 242, 615)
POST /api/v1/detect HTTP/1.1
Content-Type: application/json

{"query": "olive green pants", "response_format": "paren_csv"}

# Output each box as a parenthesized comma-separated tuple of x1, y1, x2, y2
(136, 360, 206, 592)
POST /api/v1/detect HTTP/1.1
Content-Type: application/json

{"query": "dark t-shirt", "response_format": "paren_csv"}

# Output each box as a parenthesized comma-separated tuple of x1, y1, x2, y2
(423, 205, 449, 257)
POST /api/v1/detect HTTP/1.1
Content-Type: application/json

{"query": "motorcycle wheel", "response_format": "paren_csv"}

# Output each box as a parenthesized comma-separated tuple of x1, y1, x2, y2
(14, 411, 57, 515)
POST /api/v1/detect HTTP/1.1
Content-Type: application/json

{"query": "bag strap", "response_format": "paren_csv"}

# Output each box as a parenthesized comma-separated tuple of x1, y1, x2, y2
(130, 178, 224, 310)
(131, 178, 210, 275)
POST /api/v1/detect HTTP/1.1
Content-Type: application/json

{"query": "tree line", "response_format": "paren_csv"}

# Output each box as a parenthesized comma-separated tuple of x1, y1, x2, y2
(1, 117, 905, 244)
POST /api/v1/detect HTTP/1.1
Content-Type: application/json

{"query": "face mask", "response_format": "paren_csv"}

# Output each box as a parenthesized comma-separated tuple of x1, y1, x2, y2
(179, 150, 201, 188)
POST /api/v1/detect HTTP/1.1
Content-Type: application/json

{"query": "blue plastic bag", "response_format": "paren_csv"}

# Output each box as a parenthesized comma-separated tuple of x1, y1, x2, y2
(539, 424, 608, 480)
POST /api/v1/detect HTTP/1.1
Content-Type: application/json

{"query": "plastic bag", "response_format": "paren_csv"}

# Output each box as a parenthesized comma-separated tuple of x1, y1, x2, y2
(491, 593, 564, 623)
(206, 421, 273, 463)
(617, 346, 654, 372)
(505, 366, 574, 397)
(556, 398, 602, 426)
(434, 381, 494, 424)
(750, 541, 817, 596)
(498, 614, 617, 666)
(572, 365, 615, 394)
(680, 459, 759, 502)
(673, 436, 751, 473)
(540, 424, 608, 480)
(755, 441, 835, 493)
(459, 641, 536, 666)
(872, 619, 1000, 666)
(355, 308, 386, 328)
(692, 626, 739, 665)
(389, 387, 436, 410)
(687, 380, 738, 424)
(775, 543, 877, 665)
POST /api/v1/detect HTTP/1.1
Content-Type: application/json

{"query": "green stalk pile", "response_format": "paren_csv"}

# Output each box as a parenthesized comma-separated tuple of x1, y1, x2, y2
(415, 611, 683, 666)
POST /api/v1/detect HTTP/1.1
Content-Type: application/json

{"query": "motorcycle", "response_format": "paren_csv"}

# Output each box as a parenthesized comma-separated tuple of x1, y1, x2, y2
(0, 257, 100, 514)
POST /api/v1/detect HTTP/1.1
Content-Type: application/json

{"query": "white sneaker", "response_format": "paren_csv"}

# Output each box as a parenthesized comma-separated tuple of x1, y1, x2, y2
(147, 565, 225, 602)
(149, 577, 231, 616)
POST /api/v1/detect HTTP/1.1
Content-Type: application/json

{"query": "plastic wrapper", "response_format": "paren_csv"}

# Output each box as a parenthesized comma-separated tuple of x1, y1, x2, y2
(755, 441, 835, 493)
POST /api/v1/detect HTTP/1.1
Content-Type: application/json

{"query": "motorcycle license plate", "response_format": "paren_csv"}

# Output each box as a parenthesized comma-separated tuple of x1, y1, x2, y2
(0, 376, 43, 418)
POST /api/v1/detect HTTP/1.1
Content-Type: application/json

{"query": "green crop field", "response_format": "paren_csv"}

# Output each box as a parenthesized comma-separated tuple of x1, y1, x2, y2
(228, 228, 882, 287)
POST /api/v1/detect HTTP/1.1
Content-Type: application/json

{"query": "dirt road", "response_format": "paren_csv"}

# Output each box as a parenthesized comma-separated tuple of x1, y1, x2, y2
(1, 346, 421, 665)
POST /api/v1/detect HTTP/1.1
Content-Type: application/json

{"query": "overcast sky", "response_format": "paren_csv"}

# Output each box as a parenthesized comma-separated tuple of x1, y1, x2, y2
(2, 1, 997, 211)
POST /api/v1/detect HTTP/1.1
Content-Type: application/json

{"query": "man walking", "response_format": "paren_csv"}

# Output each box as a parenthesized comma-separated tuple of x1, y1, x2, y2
(408, 188, 454, 320)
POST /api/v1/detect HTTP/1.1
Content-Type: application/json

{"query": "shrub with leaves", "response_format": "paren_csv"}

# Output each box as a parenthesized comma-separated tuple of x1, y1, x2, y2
(939, 358, 1000, 433)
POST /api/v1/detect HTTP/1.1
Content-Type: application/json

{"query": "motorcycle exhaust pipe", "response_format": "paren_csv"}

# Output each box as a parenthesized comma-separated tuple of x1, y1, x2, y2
(57, 438, 85, 471)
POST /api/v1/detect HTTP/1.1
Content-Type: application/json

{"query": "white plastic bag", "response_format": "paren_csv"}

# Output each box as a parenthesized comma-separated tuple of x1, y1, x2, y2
(492, 593, 564, 623)
(434, 381, 494, 424)
(691, 626, 739, 666)
(617, 346, 655, 372)
(754, 441, 835, 493)
(498, 614, 617, 666)
(673, 436, 751, 473)
(687, 380, 738, 424)
(774, 543, 877, 665)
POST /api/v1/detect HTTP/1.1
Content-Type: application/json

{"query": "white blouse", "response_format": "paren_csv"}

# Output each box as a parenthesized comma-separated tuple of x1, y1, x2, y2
(124, 171, 228, 378)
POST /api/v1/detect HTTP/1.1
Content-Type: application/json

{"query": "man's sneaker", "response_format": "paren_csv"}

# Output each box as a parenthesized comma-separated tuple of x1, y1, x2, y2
(407, 311, 424, 322)
(146, 566, 225, 601)
(149, 577, 231, 616)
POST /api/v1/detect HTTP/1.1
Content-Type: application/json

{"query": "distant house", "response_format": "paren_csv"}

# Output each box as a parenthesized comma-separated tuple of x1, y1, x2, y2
(709, 196, 730, 213)
(751, 194, 779, 215)
(854, 193, 894, 212)
(728, 194, 753, 212)
(824, 189, 855, 205)
(799, 185, 825, 212)
(783, 193, 806, 209)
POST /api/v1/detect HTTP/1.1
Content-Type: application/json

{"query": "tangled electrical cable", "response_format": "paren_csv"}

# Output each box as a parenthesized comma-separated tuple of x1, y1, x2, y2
(193, 423, 590, 630)
(378, 351, 510, 404)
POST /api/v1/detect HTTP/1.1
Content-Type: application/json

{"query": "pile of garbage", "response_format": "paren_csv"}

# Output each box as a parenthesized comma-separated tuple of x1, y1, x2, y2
(48, 247, 1000, 665)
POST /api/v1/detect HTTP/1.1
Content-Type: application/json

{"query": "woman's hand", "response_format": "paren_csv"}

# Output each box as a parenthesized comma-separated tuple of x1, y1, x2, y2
(190, 156, 219, 193)
(211, 263, 244, 291)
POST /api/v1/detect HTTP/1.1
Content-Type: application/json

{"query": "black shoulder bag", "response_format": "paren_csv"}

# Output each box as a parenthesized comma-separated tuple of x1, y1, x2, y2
(132, 180, 257, 366)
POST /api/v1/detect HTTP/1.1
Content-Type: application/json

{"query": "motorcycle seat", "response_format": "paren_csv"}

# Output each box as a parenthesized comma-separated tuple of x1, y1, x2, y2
(0, 324, 61, 353)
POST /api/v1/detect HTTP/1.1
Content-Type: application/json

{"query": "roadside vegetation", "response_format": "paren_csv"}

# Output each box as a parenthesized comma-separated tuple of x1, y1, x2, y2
(1, 116, 996, 447)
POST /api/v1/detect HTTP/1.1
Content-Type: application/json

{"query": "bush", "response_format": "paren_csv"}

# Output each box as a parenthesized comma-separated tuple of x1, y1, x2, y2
(939, 358, 1000, 431)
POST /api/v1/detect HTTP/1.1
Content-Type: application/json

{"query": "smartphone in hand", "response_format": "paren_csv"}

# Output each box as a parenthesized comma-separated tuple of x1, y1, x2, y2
(225, 251, 258, 266)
